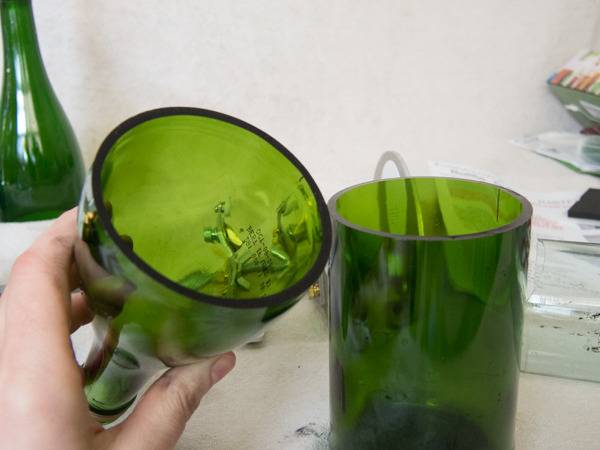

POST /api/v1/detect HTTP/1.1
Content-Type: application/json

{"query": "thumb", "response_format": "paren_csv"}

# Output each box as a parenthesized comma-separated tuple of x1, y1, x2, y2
(105, 352, 236, 450)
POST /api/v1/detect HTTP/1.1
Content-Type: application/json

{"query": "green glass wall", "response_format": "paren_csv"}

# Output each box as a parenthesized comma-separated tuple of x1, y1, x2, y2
(77, 108, 330, 420)
(328, 177, 531, 450)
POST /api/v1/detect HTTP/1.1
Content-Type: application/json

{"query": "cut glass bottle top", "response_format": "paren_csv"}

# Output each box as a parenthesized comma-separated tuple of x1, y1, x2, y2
(90, 107, 331, 304)
(330, 177, 531, 240)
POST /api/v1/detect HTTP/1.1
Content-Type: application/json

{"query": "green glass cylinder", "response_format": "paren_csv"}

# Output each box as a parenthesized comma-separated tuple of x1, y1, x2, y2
(0, 0, 84, 221)
(328, 177, 531, 450)
(76, 108, 331, 421)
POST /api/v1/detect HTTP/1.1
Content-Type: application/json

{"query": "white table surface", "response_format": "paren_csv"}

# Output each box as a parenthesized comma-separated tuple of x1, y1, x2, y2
(3, 141, 600, 449)
(185, 145, 600, 450)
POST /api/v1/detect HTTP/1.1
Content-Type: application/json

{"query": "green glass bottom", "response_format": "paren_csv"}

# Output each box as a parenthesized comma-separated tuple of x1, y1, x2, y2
(84, 347, 143, 423)
(330, 402, 495, 450)
(88, 395, 137, 424)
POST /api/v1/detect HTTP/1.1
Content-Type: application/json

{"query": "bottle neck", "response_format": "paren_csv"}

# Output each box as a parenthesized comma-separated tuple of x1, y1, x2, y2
(1, 0, 46, 79)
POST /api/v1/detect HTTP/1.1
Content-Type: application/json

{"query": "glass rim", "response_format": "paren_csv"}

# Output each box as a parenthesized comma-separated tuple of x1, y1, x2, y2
(328, 176, 532, 241)
(91, 106, 332, 309)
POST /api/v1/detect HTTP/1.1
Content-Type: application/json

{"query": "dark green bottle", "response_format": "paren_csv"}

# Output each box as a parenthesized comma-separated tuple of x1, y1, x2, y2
(76, 108, 331, 421)
(0, 0, 84, 221)
(328, 177, 532, 450)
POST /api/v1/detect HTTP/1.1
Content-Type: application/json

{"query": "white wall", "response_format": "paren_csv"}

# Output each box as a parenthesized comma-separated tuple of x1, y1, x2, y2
(4, 5, 600, 447)
(28, 0, 600, 197)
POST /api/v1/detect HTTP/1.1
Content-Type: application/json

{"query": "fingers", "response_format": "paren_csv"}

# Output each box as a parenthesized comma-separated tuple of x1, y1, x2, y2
(104, 353, 235, 450)
(1, 287, 93, 336)
(70, 291, 94, 333)
(1, 209, 79, 358)
(68, 262, 83, 293)
(25, 208, 79, 292)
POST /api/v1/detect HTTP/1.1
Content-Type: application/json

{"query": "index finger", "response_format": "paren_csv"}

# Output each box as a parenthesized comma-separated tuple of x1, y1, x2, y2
(1, 209, 79, 359)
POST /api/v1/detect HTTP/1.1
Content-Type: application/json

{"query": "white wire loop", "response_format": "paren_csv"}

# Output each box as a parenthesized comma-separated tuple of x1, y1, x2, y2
(373, 151, 410, 180)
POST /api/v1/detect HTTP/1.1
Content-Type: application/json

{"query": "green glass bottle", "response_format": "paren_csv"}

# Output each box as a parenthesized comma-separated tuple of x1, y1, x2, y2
(328, 177, 532, 450)
(0, 0, 84, 221)
(76, 108, 331, 421)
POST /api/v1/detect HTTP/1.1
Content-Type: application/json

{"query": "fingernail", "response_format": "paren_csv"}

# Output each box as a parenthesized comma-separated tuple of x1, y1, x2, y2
(211, 352, 236, 385)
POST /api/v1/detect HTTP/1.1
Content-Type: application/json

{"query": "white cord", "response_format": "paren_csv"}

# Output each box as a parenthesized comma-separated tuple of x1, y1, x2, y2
(373, 151, 410, 180)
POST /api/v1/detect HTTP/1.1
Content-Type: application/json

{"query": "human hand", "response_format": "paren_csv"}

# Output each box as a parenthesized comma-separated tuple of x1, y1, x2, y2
(0, 209, 236, 450)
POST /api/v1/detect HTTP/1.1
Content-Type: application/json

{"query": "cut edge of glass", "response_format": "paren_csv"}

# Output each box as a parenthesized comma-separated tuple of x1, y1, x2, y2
(90, 106, 332, 309)
(328, 176, 533, 241)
